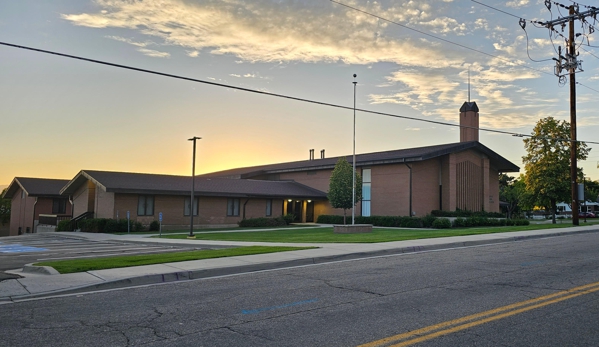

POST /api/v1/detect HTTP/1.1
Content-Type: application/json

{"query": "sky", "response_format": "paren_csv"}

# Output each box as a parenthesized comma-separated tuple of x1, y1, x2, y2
(1, 0, 599, 190)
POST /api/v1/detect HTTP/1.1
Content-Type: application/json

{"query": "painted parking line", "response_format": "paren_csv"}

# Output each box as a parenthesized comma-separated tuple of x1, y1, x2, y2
(242, 298, 318, 314)
(0, 245, 48, 253)
(358, 280, 599, 347)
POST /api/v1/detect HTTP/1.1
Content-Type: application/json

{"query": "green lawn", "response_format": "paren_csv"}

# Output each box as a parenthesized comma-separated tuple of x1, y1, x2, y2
(155, 222, 597, 243)
(34, 246, 315, 274)
(112, 224, 320, 235)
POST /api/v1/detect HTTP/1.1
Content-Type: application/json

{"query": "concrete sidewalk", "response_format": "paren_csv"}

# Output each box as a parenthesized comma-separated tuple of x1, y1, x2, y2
(1, 225, 598, 302)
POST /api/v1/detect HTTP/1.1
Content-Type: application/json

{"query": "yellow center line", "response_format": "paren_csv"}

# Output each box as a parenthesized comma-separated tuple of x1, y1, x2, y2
(358, 280, 599, 347)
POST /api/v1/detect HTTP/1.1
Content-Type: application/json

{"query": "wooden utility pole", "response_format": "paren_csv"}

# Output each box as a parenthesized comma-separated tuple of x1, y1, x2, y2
(568, 6, 579, 225)
(539, 3, 599, 225)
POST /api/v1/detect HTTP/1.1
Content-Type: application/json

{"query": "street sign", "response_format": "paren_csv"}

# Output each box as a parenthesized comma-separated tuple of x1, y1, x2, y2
(126, 211, 130, 219)
(159, 212, 163, 222)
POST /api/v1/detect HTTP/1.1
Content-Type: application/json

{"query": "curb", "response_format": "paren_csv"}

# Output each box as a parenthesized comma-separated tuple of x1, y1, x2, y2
(3, 227, 599, 302)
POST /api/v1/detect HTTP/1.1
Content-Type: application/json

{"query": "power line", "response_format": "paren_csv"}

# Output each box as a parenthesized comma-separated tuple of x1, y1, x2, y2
(329, 0, 553, 77)
(470, 0, 522, 19)
(472, 0, 599, 89)
(577, 81, 599, 93)
(1, 41, 598, 146)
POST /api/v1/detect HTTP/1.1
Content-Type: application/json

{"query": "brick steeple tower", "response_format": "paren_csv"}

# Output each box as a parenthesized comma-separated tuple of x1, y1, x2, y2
(459, 101, 479, 142)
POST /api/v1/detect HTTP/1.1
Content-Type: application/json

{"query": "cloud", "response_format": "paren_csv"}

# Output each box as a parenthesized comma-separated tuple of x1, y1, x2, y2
(61, 0, 463, 67)
(136, 48, 170, 58)
(105, 35, 170, 58)
(61, 0, 555, 131)
(506, 0, 529, 8)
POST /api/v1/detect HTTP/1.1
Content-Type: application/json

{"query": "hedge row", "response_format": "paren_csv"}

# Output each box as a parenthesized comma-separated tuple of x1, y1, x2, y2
(56, 218, 145, 233)
(238, 216, 287, 227)
(316, 215, 435, 228)
(317, 215, 529, 229)
(431, 210, 504, 218)
(452, 217, 529, 227)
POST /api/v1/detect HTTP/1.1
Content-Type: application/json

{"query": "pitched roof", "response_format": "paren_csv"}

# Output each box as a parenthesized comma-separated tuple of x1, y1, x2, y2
(60, 170, 327, 199)
(2, 177, 70, 199)
(203, 141, 519, 178)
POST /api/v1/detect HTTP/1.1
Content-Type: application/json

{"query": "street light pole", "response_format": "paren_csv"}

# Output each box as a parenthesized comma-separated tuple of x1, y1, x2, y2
(188, 136, 201, 239)
(352, 74, 357, 226)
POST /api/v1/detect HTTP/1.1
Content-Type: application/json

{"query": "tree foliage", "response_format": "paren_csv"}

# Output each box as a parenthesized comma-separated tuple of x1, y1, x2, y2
(583, 179, 599, 203)
(328, 157, 362, 224)
(0, 188, 10, 226)
(499, 174, 531, 218)
(522, 117, 590, 222)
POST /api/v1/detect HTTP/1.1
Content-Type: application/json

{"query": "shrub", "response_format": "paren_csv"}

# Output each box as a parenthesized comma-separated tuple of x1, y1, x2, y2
(282, 214, 296, 225)
(452, 217, 467, 228)
(238, 217, 287, 227)
(506, 219, 529, 226)
(316, 215, 345, 224)
(432, 218, 451, 229)
(56, 220, 73, 231)
(78, 218, 110, 233)
(317, 215, 424, 228)
(149, 220, 160, 231)
(103, 219, 144, 233)
(431, 210, 504, 218)
(421, 214, 437, 228)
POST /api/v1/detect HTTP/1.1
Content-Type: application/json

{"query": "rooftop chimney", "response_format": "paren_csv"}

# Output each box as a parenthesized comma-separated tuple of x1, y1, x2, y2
(459, 101, 479, 142)
(320, 149, 325, 159)
(309, 149, 314, 160)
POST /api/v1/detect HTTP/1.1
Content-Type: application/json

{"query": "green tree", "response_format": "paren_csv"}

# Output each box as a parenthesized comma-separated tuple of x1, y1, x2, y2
(499, 174, 530, 219)
(0, 188, 10, 226)
(522, 117, 590, 223)
(328, 157, 362, 224)
(583, 179, 599, 203)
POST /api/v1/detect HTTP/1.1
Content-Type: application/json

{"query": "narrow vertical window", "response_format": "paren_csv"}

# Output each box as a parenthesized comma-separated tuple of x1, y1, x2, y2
(184, 197, 199, 216)
(52, 198, 67, 214)
(137, 195, 155, 216)
(227, 198, 240, 216)
(266, 199, 272, 216)
(362, 168, 371, 217)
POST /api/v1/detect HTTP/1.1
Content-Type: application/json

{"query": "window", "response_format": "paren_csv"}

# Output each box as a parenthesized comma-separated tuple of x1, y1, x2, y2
(184, 197, 199, 216)
(137, 195, 154, 216)
(362, 168, 371, 217)
(266, 199, 272, 216)
(52, 198, 67, 214)
(227, 198, 240, 216)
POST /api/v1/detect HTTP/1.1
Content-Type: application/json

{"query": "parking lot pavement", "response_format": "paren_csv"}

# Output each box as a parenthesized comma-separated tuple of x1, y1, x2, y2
(0, 233, 214, 275)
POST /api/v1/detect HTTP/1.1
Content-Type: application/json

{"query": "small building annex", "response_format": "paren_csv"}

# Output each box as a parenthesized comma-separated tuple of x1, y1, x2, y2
(2, 177, 72, 236)
(58, 170, 327, 229)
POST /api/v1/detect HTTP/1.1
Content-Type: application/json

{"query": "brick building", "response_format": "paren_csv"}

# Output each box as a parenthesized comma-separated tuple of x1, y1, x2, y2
(3, 102, 519, 231)
(2, 177, 71, 236)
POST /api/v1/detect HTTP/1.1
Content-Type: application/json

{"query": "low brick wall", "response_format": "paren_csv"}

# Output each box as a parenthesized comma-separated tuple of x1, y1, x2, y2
(333, 224, 373, 234)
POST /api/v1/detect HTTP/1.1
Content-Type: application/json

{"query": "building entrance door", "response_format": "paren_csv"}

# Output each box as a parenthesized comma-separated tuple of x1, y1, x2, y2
(286, 200, 303, 223)
(306, 201, 314, 222)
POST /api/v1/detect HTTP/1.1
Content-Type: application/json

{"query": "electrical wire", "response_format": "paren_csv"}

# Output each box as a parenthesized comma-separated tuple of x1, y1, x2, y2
(577, 81, 599, 93)
(522, 26, 555, 62)
(329, 0, 553, 77)
(470, 0, 522, 19)
(1, 41, 598, 146)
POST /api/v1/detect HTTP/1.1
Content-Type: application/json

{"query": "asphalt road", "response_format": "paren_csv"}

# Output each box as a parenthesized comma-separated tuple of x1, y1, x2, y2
(3, 232, 599, 346)
(0, 233, 221, 273)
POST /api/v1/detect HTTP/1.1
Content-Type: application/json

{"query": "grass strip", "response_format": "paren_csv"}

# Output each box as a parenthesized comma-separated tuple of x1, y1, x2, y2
(155, 223, 598, 243)
(111, 224, 319, 235)
(34, 246, 315, 274)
